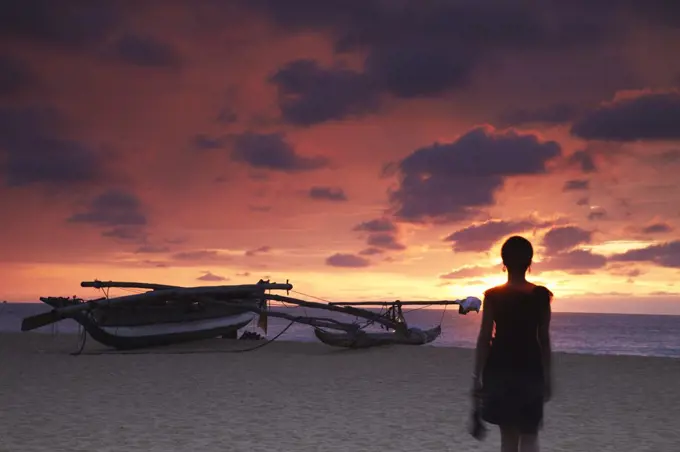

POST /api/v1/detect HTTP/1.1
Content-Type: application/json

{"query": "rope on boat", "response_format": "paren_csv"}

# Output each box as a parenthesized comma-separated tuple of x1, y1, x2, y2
(72, 321, 87, 356)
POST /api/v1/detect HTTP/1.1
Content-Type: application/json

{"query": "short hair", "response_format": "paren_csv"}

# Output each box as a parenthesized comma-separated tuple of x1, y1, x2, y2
(501, 235, 533, 271)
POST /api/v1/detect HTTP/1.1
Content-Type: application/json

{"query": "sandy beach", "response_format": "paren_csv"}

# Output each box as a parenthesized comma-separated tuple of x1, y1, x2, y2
(1, 333, 678, 452)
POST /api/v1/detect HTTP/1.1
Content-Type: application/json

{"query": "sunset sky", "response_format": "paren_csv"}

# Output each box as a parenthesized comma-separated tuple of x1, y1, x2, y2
(1, 1, 680, 314)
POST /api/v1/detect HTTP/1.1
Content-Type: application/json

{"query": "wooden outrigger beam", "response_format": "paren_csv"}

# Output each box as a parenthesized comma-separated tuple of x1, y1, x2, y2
(81, 280, 180, 291)
(328, 300, 460, 306)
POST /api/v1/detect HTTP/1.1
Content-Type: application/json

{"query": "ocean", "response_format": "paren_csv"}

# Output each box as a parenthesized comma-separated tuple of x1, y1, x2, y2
(2, 302, 679, 358)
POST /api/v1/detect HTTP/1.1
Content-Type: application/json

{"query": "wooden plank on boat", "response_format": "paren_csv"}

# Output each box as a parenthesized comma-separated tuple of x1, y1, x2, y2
(328, 300, 461, 306)
(81, 281, 181, 290)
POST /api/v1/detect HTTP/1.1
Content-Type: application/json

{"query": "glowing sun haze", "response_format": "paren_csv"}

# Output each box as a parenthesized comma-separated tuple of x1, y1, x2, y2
(1, 1, 680, 314)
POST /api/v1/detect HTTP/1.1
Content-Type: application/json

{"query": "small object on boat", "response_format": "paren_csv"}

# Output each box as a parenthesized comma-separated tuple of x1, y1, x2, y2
(459, 296, 482, 315)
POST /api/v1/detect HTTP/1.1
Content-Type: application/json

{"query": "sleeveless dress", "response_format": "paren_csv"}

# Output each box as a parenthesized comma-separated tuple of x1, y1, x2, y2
(481, 284, 552, 434)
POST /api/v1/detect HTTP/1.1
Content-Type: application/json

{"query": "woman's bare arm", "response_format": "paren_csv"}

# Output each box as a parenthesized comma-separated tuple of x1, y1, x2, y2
(473, 294, 494, 382)
(538, 290, 553, 400)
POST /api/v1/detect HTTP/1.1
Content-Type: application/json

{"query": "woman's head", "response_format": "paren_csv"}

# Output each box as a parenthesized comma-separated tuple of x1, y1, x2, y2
(501, 235, 533, 273)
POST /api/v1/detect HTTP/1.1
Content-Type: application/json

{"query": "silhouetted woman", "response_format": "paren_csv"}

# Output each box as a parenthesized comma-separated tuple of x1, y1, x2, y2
(472, 236, 553, 452)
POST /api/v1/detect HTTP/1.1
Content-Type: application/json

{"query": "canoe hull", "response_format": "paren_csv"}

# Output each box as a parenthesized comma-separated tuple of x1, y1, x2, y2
(75, 311, 256, 350)
(314, 325, 442, 348)
(40, 297, 257, 350)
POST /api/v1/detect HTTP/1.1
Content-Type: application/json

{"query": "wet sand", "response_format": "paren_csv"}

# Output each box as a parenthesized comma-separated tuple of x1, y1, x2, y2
(1, 333, 678, 451)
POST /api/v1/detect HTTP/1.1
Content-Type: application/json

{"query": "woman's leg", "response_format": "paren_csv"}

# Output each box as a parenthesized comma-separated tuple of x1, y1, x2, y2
(500, 426, 520, 452)
(519, 433, 539, 452)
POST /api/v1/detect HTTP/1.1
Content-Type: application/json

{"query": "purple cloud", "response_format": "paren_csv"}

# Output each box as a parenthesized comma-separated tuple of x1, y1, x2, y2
(245, 246, 271, 257)
(270, 59, 379, 126)
(444, 218, 551, 252)
(537, 249, 607, 274)
(366, 233, 406, 251)
(353, 218, 397, 233)
(542, 226, 593, 254)
(358, 247, 384, 256)
(390, 127, 561, 222)
(642, 223, 673, 234)
(326, 253, 371, 268)
(571, 92, 680, 141)
(308, 186, 347, 202)
(609, 241, 680, 268)
(439, 266, 493, 280)
(68, 190, 147, 226)
(231, 132, 328, 172)
(197, 271, 228, 282)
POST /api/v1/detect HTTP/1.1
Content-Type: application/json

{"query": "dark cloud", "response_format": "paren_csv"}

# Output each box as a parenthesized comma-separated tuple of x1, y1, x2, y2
(172, 250, 222, 261)
(245, 245, 271, 257)
(366, 233, 406, 251)
(363, 42, 477, 98)
(563, 179, 590, 191)
(0, 107, 104, 187)
(497, 103, 579, 127)
(390, 127, 561, 223)
(571, 92, 680, 141)
(231, 132, 328, 172)
(358, 247, 384, 256)
(325, 253, 370, 268)
(353, 218, 397, 233)
(607, 264, 644, 280)
(197, 271, 228, 282)
(576, 197, 590, 206)
(610, 241, 680, 268)
(0, 0, 120, 49)
(135, 245, 170, 254)
(537, 249, 607, 274)
(568, 150, 597, 173)
(269, 59, 379, 126)
(642, 223, 673, 234)
(250, 0, 649, 112)
(588, 208, 607, 221)
(444, 218, 551, 252)
(439, 265, 492, 280)
(0, 54, 34, 97)
(113, 34, 181, 68)
(68, 190, 146, 226)
(308, 186, 347, 202)
(191, 134, 226, 151)
(101, 226, 146, 242)
(542, 226, 592, 254)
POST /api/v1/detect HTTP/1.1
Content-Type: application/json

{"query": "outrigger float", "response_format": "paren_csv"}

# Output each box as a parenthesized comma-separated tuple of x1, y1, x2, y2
(21, 280, 481, 350)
